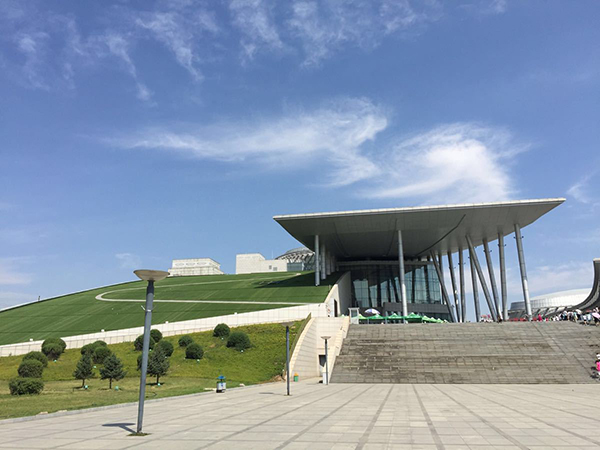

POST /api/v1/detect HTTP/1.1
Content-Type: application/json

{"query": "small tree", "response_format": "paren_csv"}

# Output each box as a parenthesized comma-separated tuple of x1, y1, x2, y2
(156, 339, 174, 357)
(178, 335, 193, 347)
(150, 329, 163, 343)
(134, 334, 156, 351)
(146, 346, 169, 384)
(99, 354, 126, 389)
(213, 323, 230, 338)
(73, 353, 94, 388)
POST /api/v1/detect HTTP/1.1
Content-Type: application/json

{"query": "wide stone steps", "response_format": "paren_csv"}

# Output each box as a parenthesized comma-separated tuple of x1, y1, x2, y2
(330, 322, 600, 384)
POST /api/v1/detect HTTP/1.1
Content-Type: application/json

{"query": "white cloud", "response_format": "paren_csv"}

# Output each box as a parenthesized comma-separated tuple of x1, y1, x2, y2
(115, 253, 142, 270)
(525, 261, 594, 296)
(229, 0, 283, 60)
(113, 97, 521, 201)
(567, 170, 600, 208)
(0, 259, 32, 285)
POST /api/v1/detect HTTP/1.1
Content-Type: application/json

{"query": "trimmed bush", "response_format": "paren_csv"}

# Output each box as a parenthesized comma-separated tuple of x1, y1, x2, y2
(41, 342, 63, 360)
(213, 323, 231, 338)
(185, 343, 204, 360)
(81, 343, 95, 355)
(92, 340, 107, 348)
(42, 338, 66, 353)
(156, 339, 174, 357)
(227, 331, 252, 351)
(92, 345, 112, 364)
(18, 359, 44, 378)
(134, 334, 156, 351)
(150, 329, 163, 343)
(9, 378, 44, 395)
(178, 335, 193, 348)
(22, 351, 48, 368)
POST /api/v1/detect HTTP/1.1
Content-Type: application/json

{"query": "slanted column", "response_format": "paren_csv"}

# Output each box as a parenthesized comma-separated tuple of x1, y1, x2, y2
(314, 235, 320, 286)
(431, 252, 456, 322)
(447, 252, 460, 322)
(514, 224, 532, 321)
(466, 235, 498, 321)
(459, 248, 466, 322)
(483, 239, 502, 320)
(397, 230, 408, 318)
(498, 233, 508, 321)
(469, 252, 481, 321)
(320, 243, 326, 281)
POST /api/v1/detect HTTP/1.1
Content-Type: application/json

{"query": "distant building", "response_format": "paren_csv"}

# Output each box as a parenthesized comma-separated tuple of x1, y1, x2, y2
(235, 253, 287, 275)
(275, 247, 315, 271)
(169, 258, 224, 277)
(509, 289, 588, 318)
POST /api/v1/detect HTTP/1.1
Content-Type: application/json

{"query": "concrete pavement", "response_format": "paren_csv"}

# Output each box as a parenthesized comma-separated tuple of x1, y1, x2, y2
(1, 380, 599, 449)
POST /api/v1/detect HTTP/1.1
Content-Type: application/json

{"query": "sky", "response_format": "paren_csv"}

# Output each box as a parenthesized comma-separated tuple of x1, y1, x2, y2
(1, 0, 599, 320)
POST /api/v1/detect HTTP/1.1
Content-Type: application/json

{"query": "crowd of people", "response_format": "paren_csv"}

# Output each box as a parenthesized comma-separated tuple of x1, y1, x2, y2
(554, 307, 600, 325)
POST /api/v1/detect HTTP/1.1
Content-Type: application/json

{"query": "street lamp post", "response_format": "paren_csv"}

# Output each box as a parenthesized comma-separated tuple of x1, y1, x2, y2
(133, 269, 169, 435)
(286, 325, 290, 396)
(321, 335, 331, 385)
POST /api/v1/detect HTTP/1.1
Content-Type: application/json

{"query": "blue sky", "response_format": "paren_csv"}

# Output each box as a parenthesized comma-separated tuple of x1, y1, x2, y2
(1, 0, 599, 319)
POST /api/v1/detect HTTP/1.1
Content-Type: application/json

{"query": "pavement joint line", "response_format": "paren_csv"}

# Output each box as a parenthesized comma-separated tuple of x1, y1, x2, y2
(195, 384, 358, 450)
(274, 384, 378, 450)
(411, 385, 444, 450)
(430, 384, 530, 450)
(140, 382, 332, 443)
(355, 385, 394, 450)
(454, 384, 600, 447)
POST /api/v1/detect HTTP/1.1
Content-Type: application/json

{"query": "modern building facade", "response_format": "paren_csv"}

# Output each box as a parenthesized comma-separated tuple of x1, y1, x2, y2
(235, 253, 288, 274)
(168, 258, 224, 276)
(274, 198, 565, 322)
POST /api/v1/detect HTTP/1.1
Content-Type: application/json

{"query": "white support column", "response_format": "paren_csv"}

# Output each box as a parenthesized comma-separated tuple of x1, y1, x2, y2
(498, 233, 508, 321)
(320, 243, 326, 281)
(325, 253, 331, 276)
(459, 248, 466, 322)
(469, 252, 481, 321)
(514, 224, 532, 321)
(483, 239, 502, 320)
(398, 230, 408, 318)
(314, 235, 320, 286)
(466, 235, 498, 321)
(447, 252, 460, 322)
(431, 253, 456, 322)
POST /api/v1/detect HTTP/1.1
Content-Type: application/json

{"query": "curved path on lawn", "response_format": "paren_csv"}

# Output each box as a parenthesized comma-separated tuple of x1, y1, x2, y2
(95, 273, 313, 305)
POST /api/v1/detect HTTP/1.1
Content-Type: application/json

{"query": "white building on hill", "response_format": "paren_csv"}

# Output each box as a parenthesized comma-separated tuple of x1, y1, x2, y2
(169, 258, 224, 276)
(236, 253, 288, 274)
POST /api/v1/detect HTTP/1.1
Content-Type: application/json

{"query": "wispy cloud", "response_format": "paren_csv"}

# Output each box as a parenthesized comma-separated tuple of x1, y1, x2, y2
(115, 252, 142, 270)
(0, 258, 32, 285)
(567, 170, 600, 208)
(229, 0, 283, 60)
(111, 97, 521, 202)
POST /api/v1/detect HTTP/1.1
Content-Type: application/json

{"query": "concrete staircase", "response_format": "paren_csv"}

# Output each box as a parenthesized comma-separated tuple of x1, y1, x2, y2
(330, 322, 600, 384)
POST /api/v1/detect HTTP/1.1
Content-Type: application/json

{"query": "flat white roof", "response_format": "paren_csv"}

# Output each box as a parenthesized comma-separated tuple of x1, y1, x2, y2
(274, 198, 565, 258)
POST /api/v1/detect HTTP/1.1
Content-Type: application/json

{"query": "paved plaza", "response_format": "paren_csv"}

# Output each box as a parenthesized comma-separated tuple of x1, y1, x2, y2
(1, 380, 599, 449)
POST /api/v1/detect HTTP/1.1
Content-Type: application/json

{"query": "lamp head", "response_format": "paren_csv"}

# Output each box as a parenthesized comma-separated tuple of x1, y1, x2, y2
(134, 269, 170, 282)
(321, 335, 331, 341)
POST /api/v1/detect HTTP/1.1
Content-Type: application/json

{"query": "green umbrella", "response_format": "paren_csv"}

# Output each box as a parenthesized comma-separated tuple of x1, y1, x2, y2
(422, 315, 439, 323)
(387, 313, 403, 320)
(405, 312, 424, 322)
(370, 314, 385, 320)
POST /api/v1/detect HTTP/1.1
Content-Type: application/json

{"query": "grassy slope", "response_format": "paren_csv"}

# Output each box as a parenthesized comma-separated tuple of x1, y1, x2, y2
(0, 272, 337, 345)
(0, 322, 300, 419)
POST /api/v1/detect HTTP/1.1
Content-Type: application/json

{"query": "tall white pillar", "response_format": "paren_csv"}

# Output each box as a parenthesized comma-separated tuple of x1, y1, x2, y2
(398, 230, 408, 318)
(314, 235, 320, 286)
(431, 253, 456, 322)
(483, 239, 501, 319)
(514, 224, 532, 321)
(466, 235, 498, 321)
(498, 233, 508, 321)
(447, 252, 460, 322)
(469, 252, 481, 321)
(459, 248, 466, 322)
(320, 243, 326, 281)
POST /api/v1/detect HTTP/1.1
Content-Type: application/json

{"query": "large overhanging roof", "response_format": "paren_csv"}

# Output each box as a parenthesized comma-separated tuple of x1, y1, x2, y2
(274, 198, 565, 259)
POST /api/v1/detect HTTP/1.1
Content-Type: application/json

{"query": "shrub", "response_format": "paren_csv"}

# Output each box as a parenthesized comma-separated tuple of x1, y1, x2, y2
(42, 338, 66, 353)
(178, 335, 193, 348)
(134, 334, 156, 351)
(80, 343, 96, 355)
(22, 351, 48, 368)
(150, 329, 163, 343)
(9, 378, 44, 395)
(17, 359, 44, 378)
(213, 323, 231, 338)
(41, 342, 63, 360)
(73, 353, 94, 388)
(99, 354, 126, 389)
(227, 331, 252, 351)
(156, 339, 174, 357)
(185, 343, 204, 360)
(92, 340, 107, 348)
(92, 345, 112, 364)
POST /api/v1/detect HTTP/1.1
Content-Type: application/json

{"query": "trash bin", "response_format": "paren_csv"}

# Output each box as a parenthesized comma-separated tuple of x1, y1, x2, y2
(293, 373, 299, 382)
(216, 375, 226, 393)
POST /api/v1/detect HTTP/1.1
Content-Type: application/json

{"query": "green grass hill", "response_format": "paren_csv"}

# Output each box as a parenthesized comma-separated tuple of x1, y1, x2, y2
(0, 271, 337, 346)
(0, 322, 301, 419)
